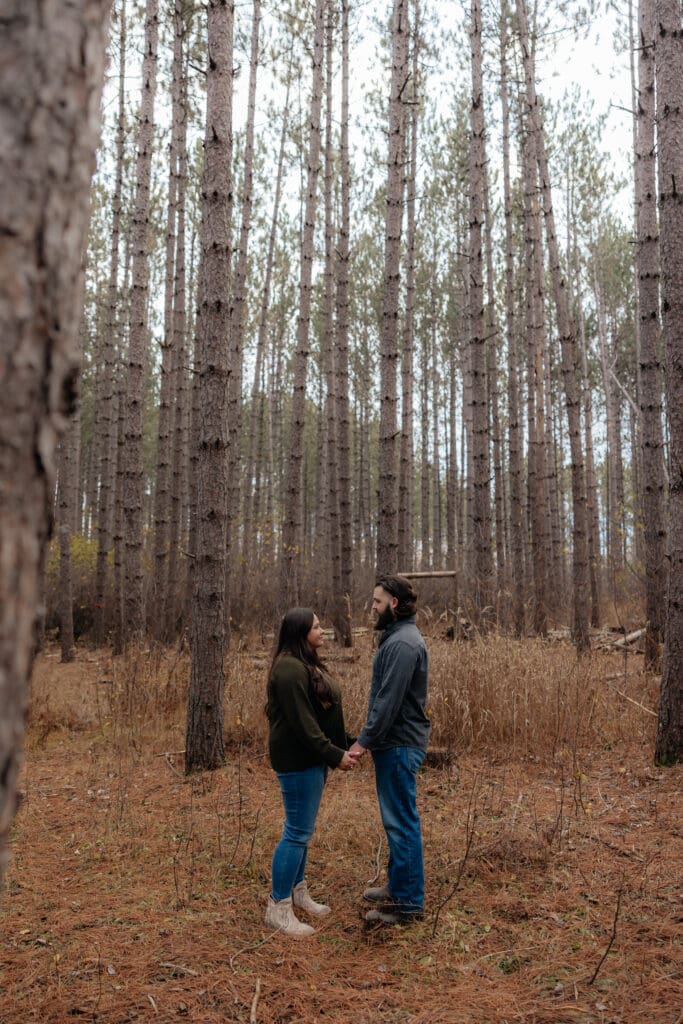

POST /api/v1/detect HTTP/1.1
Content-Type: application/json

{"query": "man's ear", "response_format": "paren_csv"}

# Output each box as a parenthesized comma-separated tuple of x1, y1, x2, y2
(390, 596, 399, 610)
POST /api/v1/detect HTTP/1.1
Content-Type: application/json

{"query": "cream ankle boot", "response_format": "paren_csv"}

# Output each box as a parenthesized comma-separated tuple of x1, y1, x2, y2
(292, 881, 331, 917)
(265, 896, 315, 937)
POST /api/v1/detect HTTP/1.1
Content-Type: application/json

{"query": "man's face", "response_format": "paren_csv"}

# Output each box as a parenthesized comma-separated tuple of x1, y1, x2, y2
(372, 585, 398, 626)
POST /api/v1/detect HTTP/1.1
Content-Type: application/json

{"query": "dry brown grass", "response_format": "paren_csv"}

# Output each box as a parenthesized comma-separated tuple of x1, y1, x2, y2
(1, 638, 680, 1024)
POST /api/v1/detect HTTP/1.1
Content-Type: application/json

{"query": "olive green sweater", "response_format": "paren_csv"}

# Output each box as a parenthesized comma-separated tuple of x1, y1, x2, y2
(267, 655, 349, 772)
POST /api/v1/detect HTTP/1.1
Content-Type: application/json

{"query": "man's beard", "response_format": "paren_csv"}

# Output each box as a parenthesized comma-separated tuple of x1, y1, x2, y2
(374, 605, 397, 631)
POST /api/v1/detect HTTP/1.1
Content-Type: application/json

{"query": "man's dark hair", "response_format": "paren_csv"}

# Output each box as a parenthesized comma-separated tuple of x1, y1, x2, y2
(376, 574, 418, 619)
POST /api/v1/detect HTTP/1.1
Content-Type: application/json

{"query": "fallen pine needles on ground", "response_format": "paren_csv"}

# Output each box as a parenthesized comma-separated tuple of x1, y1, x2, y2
(0, 641, 680, 1024)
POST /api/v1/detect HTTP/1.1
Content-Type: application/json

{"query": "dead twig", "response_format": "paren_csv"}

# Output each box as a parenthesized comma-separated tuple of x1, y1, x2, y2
(588, 882, 624, 986)
(162, 753, 187, 780)
(366, 833, 383, 885)
(230, 931, 280, 971)
(603, 678, 657, 718)
(159, 961, 199, 977)
(250, 977, 261, 1023)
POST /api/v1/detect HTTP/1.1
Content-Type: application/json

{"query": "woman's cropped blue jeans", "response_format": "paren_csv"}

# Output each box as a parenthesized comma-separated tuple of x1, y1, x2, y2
(271, 765, 327, 901)
(372, 746, 425, 914)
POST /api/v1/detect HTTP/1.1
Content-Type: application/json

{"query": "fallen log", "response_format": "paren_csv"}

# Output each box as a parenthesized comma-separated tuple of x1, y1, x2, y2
(612, 628, 645, 649)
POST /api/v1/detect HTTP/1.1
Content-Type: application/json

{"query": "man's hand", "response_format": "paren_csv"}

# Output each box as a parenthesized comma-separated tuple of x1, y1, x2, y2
(338, 751, 358, 770)
(348, 741, 367, 759)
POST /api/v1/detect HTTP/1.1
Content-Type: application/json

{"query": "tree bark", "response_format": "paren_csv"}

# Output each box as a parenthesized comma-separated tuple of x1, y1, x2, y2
(577, 291, 602, 627)
(185, 0, 234, 774)
(321, 0, 340, 613)
(94, 0, 127, 645)
(122, 0, 159, 642)
(335, 0, 353, 644)
(637, 0, 667, 669)
(152, 0, 184, 640)
(376, 0, 408, 574)
(226, 0, 261, 636)
(58, 318, 85, 663)
(654, 0, 683, 765)
(0, 0, 111, 889)
(595, 273, 622, 604)
(520, 106, 550, 636)
(166, 15, 190, 640)
(468, 0, 493, 620)
(500, 0, 525, 635)
(398, 0, 419, 573)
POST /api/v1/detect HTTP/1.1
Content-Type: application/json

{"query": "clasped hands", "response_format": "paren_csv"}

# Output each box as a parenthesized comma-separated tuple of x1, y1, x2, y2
(337, 741, 367, 771)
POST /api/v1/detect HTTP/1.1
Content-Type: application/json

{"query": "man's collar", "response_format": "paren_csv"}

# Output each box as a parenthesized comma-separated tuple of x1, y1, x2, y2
(379, 615, 416, 640)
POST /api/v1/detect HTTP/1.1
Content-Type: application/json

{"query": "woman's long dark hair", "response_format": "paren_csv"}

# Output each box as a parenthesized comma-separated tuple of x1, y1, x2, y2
(267, 608, 334, 710)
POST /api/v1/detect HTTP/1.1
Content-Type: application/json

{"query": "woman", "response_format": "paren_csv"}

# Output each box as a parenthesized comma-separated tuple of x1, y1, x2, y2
(265, 608, 356, 936)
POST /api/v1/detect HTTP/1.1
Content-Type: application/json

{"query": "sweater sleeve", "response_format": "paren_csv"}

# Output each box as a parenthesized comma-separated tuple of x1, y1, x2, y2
(272, 661, 345, 768)
(357, 640, 417, 749)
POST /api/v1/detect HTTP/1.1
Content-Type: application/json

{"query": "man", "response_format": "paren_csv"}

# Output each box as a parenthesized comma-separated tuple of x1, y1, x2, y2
(349, 575, 430, 924)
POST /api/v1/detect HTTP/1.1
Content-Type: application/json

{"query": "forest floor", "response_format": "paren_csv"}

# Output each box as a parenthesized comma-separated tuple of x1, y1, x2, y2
(1, 640, 681, 1024)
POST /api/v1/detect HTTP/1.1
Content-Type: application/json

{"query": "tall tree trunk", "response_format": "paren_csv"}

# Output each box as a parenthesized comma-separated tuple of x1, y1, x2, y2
(398, 0, 419, 572)
(112, 244, 132, 656)
(517, 0, 590, 651)
(0, 0, 111, 890)
(185, 0, 234, 774)
(58, 317, 85, 663)
(122, 0, 159, 643)
(226, 0, 261, 636)
(447, 344, 459, 574)
(94, 0, 127, 645)
(469, 0, 493, 620)
(431, 311, 442, 566)
(521, 120, 548, 635)
(321, 0, 339, 612)
(152, 0, 184, 640)
(376, 0, 408, 573)
(280, 0, 325, 607)
(420, 327, 431, 570)
(500, 0, 525, 635)
(483, 160, 505, 610)
(595, 274, 621, 605)
(545, 339, 563, 608)
(654, 0, 683, 765)
(335, 0, 353, 644)
(637, 0, 667, 669)
(578, 294, 602, 627)
(166, 18, 190, 641)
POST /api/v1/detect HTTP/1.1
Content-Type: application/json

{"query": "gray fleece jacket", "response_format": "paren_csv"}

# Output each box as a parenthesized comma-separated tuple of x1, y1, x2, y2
(357, 616, 430, 751)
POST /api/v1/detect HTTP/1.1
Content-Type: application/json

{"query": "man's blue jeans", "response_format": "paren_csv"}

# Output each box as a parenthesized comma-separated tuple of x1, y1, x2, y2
(372, 746, 425, 914)
(271, 765, 326, 901)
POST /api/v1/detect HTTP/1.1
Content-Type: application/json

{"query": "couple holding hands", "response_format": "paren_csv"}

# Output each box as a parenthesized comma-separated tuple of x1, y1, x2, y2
(265, 575, 430, 936)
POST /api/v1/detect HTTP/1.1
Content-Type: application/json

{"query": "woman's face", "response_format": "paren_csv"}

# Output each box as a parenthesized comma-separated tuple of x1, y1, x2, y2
(307, 614, 324, 650)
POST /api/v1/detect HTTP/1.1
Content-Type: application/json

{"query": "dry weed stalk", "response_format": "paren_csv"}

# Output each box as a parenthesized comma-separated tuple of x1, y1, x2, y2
(431, 776, 480, 937)
(588, 879, 625, 986)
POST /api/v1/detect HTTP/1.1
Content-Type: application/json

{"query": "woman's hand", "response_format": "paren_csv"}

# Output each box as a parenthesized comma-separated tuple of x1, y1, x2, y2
(337, 751, 358, 771)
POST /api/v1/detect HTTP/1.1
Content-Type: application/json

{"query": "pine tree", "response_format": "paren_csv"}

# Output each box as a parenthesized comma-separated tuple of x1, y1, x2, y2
(280, 0, 326, 607)
(0, 0, 111, 889)
(377, 0, 408, 573)
(654, 0, 683, 766)
(185, 0, 235, 774)
(636, 0, 667, 669)
(122, 0, 159, 642)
